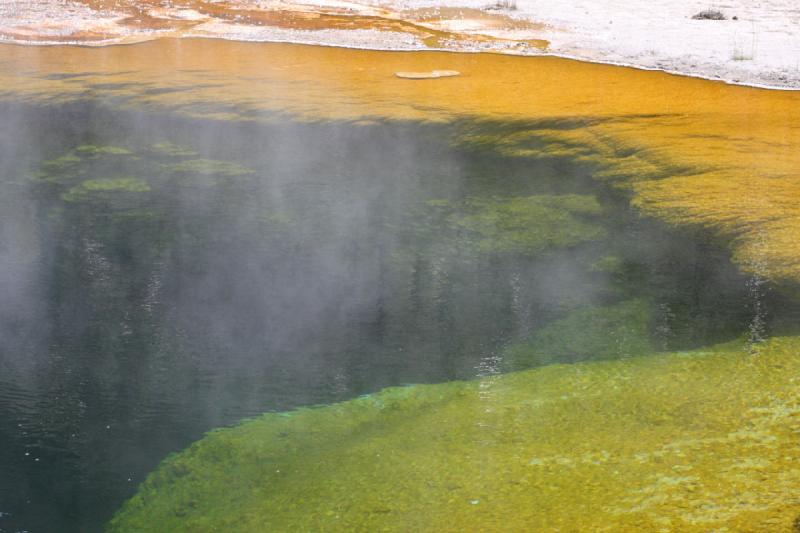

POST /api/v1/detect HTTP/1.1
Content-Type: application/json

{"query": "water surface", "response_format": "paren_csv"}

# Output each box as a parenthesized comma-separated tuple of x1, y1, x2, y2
(0, 96, 792, 532)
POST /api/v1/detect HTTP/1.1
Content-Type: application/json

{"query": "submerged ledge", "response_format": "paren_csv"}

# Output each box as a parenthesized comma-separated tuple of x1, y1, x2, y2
(1, 0, 800, 90)
(110, 336, 800, 531)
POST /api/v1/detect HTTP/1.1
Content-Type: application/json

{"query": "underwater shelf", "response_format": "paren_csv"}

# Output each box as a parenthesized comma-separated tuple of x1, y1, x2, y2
(110, 336, 800, 532)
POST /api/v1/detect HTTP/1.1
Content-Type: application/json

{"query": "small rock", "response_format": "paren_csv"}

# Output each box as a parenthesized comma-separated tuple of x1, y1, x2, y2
(395, 70, 461, 80)
(692, 9, 726, 20)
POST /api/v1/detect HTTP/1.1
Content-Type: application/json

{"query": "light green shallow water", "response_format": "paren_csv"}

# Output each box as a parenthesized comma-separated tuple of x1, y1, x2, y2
(111, 337, 800, 532)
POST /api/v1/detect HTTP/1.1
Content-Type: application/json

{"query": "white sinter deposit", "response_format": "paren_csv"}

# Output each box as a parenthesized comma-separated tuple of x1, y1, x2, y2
(1, 0, 799, 89)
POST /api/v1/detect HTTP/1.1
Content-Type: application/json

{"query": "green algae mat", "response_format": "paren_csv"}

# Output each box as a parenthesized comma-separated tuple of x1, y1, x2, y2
(110, 337, 800, 532)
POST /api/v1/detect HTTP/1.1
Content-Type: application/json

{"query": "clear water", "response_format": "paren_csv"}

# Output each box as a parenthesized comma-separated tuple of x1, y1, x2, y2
(0, 100, 792, 532)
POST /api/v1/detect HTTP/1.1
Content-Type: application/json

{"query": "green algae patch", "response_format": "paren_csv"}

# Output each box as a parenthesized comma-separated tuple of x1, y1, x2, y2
(148, 142, 199, 158)
(110, 337, 800, 532)
(33, 143, 254, 198)
(42, 153, 81, 168)
(590, 254, 625, 274)
(62, 177, 151, 202)
(504, 299, 653, 369)
(38, 154, 82, 182)
(163, 159, 254, 177)
(75, 144, 134, 156)
(430, 194, 606, 255)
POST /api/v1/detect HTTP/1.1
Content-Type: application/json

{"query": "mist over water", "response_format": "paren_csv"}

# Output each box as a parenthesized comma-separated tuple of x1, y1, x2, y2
(0, 98, 790, 532)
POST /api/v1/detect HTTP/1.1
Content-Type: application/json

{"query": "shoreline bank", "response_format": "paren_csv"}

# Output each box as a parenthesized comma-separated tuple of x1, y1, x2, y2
(1, 0, 799, 90)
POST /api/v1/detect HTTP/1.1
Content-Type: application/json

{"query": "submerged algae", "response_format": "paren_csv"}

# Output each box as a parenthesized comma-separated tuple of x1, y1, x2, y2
(62, 177, 151, 202)
(148, 142, 200, 158)
(504, 299, 653, 369)
(428, 194, 606, 255)
(30, 142, 261, 263)
(74, 145, 135, 157)
(111, 337, 800, 532)
(163, 159, 253, 177)
(34, 143, 253, 200)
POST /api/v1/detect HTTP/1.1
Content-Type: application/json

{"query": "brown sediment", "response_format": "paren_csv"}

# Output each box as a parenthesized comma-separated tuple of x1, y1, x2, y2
(406, 6, 547, 29)
(187, 8, 450, 48)
(1, 39, 799, 283)
(0, 0, 549, 51)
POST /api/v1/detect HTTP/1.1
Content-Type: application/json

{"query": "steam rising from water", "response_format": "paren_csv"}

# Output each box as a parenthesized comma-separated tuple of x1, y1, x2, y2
(0, 98, 790, 532)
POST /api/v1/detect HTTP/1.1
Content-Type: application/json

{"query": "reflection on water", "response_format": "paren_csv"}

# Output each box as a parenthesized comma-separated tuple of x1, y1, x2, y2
(0, 98, 791, 532)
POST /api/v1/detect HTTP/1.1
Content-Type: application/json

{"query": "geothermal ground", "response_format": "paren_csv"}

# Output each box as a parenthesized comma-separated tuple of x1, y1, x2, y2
(1, 0, 799, 89)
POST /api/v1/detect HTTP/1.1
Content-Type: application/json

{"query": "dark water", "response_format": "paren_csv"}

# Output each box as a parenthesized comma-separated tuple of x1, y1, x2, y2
(0, 100, 792, 532)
